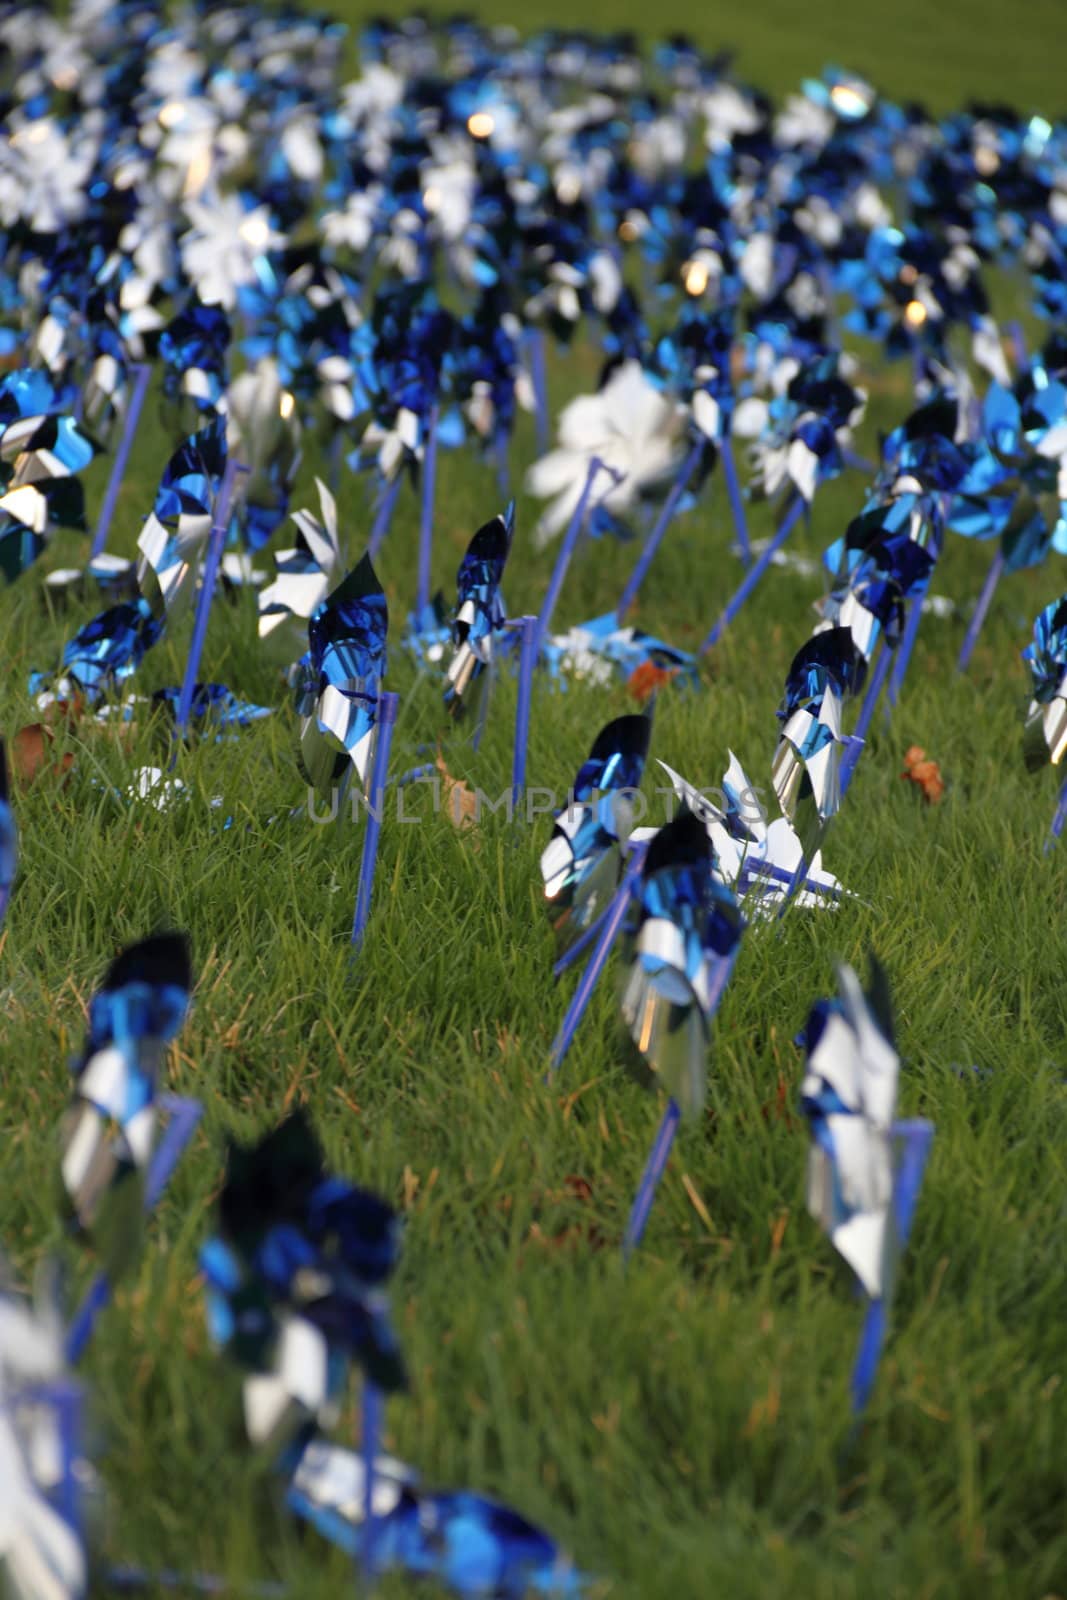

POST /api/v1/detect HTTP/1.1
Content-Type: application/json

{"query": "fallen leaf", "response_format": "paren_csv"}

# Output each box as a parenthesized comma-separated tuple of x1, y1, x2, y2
(900, 744, 944, 804)
(11, 723, 75, 786)
(435, 753, 478, 828)
(627, 660, 677, 703)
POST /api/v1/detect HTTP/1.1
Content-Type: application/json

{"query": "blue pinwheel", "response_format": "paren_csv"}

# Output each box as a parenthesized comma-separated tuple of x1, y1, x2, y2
(541, 711, 652, 954)
(800, 960, 933, 1415)
(60, 933, 199, 1369)
(443, 503, 515, 723)
(46, 416, 228, 704)
(618, 803, 744, 1253)
(0, 371, 100, 583)
(295, 552, 389, 799)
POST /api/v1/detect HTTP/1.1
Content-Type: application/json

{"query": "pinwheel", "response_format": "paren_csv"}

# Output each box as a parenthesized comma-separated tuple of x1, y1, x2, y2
(656, 752, 847, 915)
(179, 192, 286, 313)
(1021, 593, 1067, 847)
(443, 503, 514, 729)
(292, 552, 398, 948)
(525, 359, 682, 549)
(225, 357, 303, 552)
(60, 933, 199, 1362)
(201, 1110, 405, 1581)
(0, 374, 100, 583)
(820, 488, 944, 790)
(772, 627, 865, 860)
(0, 1261, 87, 1600)
(150, 682, 272, 735)
(158, 298, 232, 426)
(619, 805, 744, 1254)
(288, 1437, 588, 1598)
(800, 960, 933, 1414)
(259, 476, 342, 651)
(357, 285, 458, 615)
(542, 711, 652, 958)
(953, 372, 1067, 669)
(46, 415, 230, 707)
(295, 552, 389, 801)
(0, 742, 13, 927)
(868, 391, 974, 700)
(701, 353, 867, 651)
(542, 614, 696, 694)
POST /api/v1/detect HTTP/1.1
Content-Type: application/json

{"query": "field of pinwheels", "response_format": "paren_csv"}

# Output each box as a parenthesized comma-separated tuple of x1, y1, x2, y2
(1, 4, 1067, 1599)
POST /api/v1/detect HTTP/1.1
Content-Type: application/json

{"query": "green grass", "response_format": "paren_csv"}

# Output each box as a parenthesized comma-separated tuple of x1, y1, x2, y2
(4, 7, 1067, 1598)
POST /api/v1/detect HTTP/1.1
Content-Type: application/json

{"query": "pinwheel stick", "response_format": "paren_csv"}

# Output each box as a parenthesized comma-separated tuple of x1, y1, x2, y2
(840, 649, 894, 797)
(526, 327, 549, 456)
(700, 493, 805, 653)
(622, 949, 737, 1257)
(616, 438, 704, 621)
(493, 425, 510, 498)
(175, 458, 248, 737)
(91, 363, 152, 560)
(888, 593, 924, 705)
(956, 547, 1005, 672)
(66, 1094, 205, 1364)
(368, 472, 404, 562)
(511, 615, 539, 810)
(719, 434, 751, 566)
(535, 456, 603, 651)
(851, 1119, 934, 1417)
(548, 843, 647, 1073)
(351, 691, 401, 953)
(622, 1100, 681, 1259)
(416, 405, 439, 618)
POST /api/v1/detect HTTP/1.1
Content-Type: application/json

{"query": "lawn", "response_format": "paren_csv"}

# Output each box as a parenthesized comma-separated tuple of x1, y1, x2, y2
(2, 4, 1067, 1599)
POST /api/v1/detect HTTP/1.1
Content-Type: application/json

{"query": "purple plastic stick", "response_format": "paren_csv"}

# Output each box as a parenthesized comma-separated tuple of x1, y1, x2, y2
(548, 843, 648, 1073)
(368, 473, 403, 561)
(740, 856, 842, 903)
(511, 615, 538, 811)
(956, 547, 1006, 672)
(350, 691, 400, 952)
(493, 426, 510, 498)
(842, 448, 877, 477)
(175, 459, 246, 736)
(527, 328, 549, 456)
(840, 645, 894, 796)
(535, 457, 602, 651)
(90, 363, 151, 560)
(553, 900, 611, 978)
(700, 494, 805, 653)
(1044, 771, 1067, 853)
(888, 593, 924, 705)
(66, 1095, 203, 1364)
(616, 438, 704, 620)
(622, 1100, 681, 1258)
(416, 407, 439, 617)
(720, 434, 751, 565)
(851, 1119, 934, 1416)
(146, 1094, 205, 1210)
(622, 949, 737, 1257)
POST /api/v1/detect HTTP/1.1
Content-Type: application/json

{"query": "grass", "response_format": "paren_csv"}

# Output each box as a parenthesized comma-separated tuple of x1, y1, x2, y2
(4, 6, 1067, 1598)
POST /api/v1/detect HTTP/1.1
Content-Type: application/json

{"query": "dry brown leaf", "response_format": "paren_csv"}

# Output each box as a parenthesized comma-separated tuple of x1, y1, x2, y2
(11, 723, 75, 787)
(434, 753, 478, 828)
(627, 660, 677, 703)
(900, 744, 945, 804)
